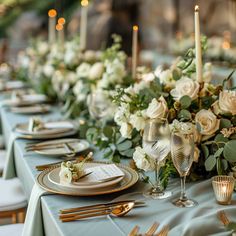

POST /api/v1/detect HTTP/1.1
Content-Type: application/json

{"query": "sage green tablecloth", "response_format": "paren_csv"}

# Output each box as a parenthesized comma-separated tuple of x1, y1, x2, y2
(1, 106, 235, 236)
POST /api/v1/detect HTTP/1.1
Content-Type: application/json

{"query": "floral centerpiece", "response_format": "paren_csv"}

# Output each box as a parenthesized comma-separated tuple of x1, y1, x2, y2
(113, 45, 236, 186)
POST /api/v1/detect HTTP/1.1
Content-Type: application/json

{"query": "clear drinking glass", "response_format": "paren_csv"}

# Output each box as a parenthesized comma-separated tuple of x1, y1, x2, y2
(88, 91, 111, 120)
(142, 118, 172, 199)
(170, 131, 197, 207)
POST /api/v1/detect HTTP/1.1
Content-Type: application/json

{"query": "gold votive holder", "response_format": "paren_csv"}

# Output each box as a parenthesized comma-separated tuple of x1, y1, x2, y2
(212, 175, 235, 205)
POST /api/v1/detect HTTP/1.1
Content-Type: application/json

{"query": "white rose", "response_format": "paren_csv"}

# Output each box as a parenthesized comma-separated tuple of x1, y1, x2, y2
(73, 80, 86, 102)
(154, 66, 175, 87)
(129, 111, 146, 131)
(170, 77, 200, 101)
(38, 42, 49, 55)
(89, 62, 104, 80)
(59, 167, 72, 183)
(219, 90, 236, 115)
(76, 63, 91, 78)
(66, 72, 77, 84)
(133, 147, 155, 172)
(43, 64, 54, 77)
(142, 72, 155, 82)
(119, 122, 133, 139)
(146, 96, 168, 119)
(133, 80, 151, 93)
(84, 50, 96, 61)
(114, 103, 130, 125)
(195, 109, 220, 136)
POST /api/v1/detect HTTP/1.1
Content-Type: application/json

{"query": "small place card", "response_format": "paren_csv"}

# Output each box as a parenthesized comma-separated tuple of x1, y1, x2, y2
(85, 164, 124, 182)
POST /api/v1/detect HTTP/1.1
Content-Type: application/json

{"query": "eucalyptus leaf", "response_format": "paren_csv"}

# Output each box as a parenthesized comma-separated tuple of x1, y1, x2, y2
(220, 118, 232, 129)
(180, 95, 191, 109)
(117, 140, 132, 151)
(119, 148, 135, 157)
(223, 140, 236, 162)
(214, 147, 224, 158)
(86, 127, 99, 143)
(201, 145, 209, 159)
(205, 155, 216, 171)
(216, 158, 223, 175)
(214, 134, 228, 144)
(112, 154, 121, 163)
(178, 109, 192, 121)
(172, 69, 182, 81)
(103, 126, 113, 139)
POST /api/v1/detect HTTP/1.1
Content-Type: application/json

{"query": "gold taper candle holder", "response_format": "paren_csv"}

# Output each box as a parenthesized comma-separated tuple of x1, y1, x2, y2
(212, 175, 235, 205)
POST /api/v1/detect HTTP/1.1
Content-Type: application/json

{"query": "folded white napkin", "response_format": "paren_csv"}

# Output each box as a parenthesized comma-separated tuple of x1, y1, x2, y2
(2, 132, 18, 179)
(44, 121, 74, 129)
(22, 184, 49, 236)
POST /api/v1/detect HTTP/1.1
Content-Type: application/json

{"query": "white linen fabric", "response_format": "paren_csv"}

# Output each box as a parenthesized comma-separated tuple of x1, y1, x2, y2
(22, 184, 50, 236)
(0, 178, 27, 211)
(0, 223, 24, 236)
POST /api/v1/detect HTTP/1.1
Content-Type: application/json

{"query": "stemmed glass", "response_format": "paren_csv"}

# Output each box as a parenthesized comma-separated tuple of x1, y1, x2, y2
(170, 131, 197, 207)
(87, 90, 111, 123)
(142, 118, 172, 199)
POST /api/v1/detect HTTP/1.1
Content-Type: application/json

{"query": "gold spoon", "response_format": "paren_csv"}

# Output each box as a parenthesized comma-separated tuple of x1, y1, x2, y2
(60, 202, 135, 222)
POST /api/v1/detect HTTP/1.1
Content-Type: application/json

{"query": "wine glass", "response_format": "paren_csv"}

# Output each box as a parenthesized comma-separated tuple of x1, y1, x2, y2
(170, 131, 197, 207)
(87, 91, 111, 121)
(142, 118, 172, 199)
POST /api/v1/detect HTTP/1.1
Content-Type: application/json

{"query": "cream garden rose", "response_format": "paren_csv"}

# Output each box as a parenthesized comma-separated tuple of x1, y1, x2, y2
(129, 111, 146, 131)
(170, 77, 200, 101)
(146, 96, 168, 119)
(195, 109, 220, 136)
(119, 122, 133, 139)
(133, 147, 155, 172)
(89, 62, 104, 80)
(219, 90, 236, 115)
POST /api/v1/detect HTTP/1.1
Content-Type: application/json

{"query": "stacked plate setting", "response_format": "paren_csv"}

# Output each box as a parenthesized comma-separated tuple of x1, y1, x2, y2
(15, 121, 77, 139)
(37, 162, 139, 196)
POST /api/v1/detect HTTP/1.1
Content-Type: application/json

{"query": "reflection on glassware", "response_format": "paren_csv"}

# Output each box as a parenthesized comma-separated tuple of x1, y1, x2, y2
(171, 131, 197, 207)
(88, 91, 111, 120)
(142, 118, 172, 199)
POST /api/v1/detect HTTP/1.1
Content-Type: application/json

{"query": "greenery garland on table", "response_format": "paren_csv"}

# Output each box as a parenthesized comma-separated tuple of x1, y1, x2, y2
(12, 35, 236, 189)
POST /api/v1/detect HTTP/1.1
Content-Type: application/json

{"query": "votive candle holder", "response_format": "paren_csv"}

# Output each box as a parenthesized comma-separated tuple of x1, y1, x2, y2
(212, 175, 235, 205)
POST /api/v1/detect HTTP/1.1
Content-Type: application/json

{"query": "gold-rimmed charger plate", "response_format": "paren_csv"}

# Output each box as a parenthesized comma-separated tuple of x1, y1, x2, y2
(10, 105, 51, 114)
(15, 122, 74, 136)
(36, 162, 139, 196)
(17, 129, 77, 140)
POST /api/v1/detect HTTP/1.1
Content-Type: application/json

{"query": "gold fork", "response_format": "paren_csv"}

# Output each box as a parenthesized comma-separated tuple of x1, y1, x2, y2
(145, 222, 159, 235)
(156, 225, 169, 236)
(128, 225, 140, 236)
(217, 210, 230, 226)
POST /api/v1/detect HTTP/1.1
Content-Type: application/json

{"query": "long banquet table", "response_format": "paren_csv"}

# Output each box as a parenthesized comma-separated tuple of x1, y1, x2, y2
(1, 103, 235, 236)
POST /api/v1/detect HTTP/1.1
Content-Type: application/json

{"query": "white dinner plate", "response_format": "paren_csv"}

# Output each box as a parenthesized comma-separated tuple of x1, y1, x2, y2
(15, 121, 75, 136)
(34, 138, 90, 156)
(37, 162, 139, 196)
(10, 105, 51, 114)
(2, 94, 47, 107)
(0, 81, 26, 91)
(48, 163, 124, 190)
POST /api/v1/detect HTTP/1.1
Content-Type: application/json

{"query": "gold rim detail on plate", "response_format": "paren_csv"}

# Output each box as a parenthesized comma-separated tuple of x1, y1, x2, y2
(36, 161, 139, 196)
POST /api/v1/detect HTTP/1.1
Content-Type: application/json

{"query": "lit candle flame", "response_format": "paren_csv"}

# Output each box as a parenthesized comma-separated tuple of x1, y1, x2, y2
(81, 0, 89, 7)
(56, 24, 63, 31)
(133, 25, 138, 31)
(222, 41, 230, 50)
(48, 9, 57, 18)
(195, 5, 199, 12)
(58, 17, 66, 25)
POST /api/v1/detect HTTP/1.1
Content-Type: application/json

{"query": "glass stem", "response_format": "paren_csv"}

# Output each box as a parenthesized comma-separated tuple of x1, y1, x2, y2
(154, 160, 162, 193)
(180, 176, 187, 201)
